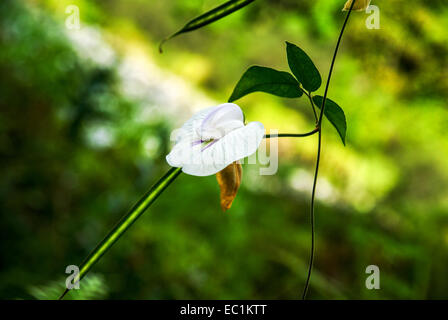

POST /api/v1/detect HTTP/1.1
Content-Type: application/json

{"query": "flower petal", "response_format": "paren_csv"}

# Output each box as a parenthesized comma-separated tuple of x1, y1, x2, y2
(180, 121, 265, 176)
(199, 103, 244, 141)
(172, 105, 216, 145)
(172, 103, 244, 144)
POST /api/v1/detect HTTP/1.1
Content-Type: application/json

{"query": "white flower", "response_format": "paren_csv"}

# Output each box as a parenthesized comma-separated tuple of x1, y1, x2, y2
(166, 103, 265, 176)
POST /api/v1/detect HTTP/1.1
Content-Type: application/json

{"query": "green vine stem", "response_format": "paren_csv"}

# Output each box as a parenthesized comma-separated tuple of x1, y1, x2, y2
(59, 167, 182, 300)
(302, 0, 356, 300)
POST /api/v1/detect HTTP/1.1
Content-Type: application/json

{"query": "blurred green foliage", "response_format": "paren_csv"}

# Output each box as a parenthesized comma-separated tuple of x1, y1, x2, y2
(1, 0, 448, 299)
(29, 274, 108, 300)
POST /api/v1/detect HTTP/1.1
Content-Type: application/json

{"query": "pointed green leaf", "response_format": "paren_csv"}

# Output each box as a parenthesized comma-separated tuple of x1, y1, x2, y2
(313, 96, 347, 145)
(59, 167, 182, 299)
(286, 41, 322, 92)
(228, 66, 303, 102)
(160, 0, 256, 52)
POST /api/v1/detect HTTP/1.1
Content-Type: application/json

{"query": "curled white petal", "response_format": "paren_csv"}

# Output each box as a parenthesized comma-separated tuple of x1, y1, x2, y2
(199, 103, 244, 140)
(181, 121, 265, 176)
(166, 103, 265, 177)
(174, 103, 244, 144)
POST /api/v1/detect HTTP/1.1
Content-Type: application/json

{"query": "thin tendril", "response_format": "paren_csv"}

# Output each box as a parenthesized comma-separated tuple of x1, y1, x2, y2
(302, 0, 356, 300)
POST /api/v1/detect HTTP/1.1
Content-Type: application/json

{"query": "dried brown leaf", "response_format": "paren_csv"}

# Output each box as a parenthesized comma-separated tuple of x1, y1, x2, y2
(216, 161, 242, 212)
(342, 0, 371, 11)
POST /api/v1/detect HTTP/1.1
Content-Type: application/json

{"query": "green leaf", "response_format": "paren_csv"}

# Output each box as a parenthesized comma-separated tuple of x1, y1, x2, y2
(59, 167, 182, 299)
(313, 96, 347, 145)
(160, 0, 256, 52)
(286, 41, 322, 92)
(228, 66, 303, 102)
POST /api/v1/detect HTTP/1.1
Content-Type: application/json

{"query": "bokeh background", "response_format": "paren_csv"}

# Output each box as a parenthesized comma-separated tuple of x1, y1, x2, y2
(1, 0, 447, 299)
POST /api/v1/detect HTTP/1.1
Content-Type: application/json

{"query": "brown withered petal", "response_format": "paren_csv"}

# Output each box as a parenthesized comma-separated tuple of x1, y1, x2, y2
(342, 0, 371, 11)
(216, 161, 242, 212)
